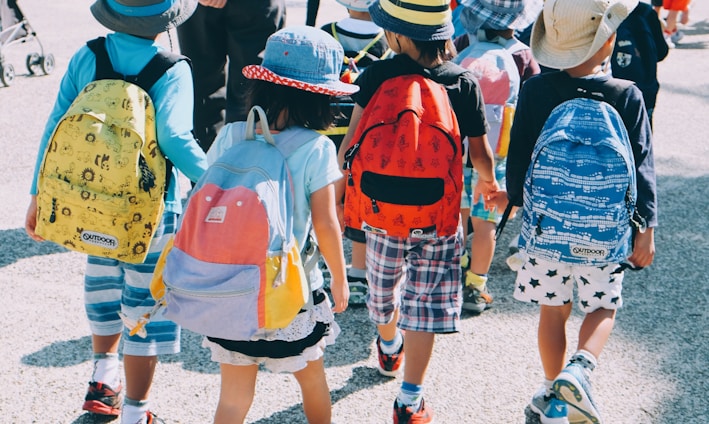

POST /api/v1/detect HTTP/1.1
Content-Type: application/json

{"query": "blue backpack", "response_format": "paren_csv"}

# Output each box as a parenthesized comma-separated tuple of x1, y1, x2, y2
(518, 92, 637, 265)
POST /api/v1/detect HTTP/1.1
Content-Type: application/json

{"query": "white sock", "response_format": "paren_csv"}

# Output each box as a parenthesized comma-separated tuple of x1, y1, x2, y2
(379, 330, 403, 354)
(91, 353, 120, 388)
(572, 349, 598, 372)
(122, 398, 149, 424)
(347, 267, 366, 279)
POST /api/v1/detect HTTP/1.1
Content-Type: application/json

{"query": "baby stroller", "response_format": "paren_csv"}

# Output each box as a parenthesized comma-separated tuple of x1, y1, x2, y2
(0, 0, 53, 86)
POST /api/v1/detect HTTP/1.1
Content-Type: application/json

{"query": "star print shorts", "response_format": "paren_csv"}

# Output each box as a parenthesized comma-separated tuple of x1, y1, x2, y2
(512, 254, 625, 314)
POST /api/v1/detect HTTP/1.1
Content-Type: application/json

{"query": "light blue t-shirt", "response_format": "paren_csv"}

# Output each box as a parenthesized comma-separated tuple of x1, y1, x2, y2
(30, 32, 208, 214)
(207, 124, 343, 289)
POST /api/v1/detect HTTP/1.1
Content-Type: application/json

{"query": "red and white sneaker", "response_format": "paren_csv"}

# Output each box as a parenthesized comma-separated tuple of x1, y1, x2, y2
(393, 398, 434, 424)
(82, 381, 122, 416)
(376, 336, 404, 377)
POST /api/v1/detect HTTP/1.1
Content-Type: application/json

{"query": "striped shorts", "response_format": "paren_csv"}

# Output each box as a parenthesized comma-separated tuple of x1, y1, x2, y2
(84, 213, 179, 356)
(365, 228, 464, 333)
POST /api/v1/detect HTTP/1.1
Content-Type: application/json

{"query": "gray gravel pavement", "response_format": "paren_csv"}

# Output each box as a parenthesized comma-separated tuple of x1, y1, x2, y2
(0, 1, 707, 423)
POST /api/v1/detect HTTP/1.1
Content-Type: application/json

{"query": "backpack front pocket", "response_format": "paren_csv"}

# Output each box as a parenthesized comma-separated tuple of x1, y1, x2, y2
(163, 247, 261, 340)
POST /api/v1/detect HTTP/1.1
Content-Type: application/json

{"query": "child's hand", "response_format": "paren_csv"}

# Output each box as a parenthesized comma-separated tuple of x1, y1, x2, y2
(473, 179, 506, 211)
(198, 0, 227, 8)
(329, 278, 349, 313)
(25, 196, 44, 242)
(627, 228, 655, 268)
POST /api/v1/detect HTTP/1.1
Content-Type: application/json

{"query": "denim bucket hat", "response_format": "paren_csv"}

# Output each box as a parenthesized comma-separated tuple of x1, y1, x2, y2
(91, 0, 198, 38)
(531, 0, 638, 69)
(459, 0, 542, 32)
(242, 26, 359, 97)
(336, 0, 376, 12)
(368, 0, 454, 41)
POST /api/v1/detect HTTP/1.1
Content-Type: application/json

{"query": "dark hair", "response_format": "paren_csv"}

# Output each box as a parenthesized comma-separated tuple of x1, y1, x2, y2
(246, 80, 335, 131)
(412, 38, 457, 63)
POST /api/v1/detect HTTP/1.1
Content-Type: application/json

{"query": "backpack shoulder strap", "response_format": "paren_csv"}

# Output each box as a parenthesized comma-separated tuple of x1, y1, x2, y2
(86, 36, 188, 92)
(86, 37, 122, 81)
(134, 50, 189, 92)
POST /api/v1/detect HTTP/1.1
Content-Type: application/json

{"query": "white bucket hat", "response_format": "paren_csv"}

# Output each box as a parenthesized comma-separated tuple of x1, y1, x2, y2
(531, 0, 638, 69)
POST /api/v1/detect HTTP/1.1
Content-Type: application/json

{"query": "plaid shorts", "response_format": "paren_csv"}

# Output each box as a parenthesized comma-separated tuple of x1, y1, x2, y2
(84, 213, 179, 357)
(365, 228, 464, 333)
(512, 254, 625, 314)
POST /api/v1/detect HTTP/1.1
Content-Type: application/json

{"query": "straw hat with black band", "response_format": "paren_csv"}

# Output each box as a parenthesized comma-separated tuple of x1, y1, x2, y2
(368, 0, 454, 41)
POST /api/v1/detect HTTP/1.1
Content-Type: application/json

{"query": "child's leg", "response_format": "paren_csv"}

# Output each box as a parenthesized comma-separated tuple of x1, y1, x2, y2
(469, 217, 496, 276)
(680, 3, 690, 24)
(577, 308, 617, 359)
(292, 357, 332, 424)
(665, 9, 680, 34)
(347, 239, 368, 305)
(401, 331, 435, 385)
(123, 354, 158, 407)
(214, 363, 258, 424)
(538, 304, 573, 380)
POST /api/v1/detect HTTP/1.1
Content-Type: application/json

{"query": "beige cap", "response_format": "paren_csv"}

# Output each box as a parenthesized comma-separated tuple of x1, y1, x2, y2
(530, 0, 638, 69)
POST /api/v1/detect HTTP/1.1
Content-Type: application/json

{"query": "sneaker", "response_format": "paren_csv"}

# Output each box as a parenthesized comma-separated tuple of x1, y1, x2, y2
(82, 381, 122, 416)
(664, 32, 675, 49)
(145, 411, 166, 424)
(347, 274, 368, 306)
(553, 363, 602, 424)
(670, 30, 685, 44)
(529, 387, 569, 424)
(461, 281, 493, 314)
(376, 336, 404, 377)
(393, 398, 433, 424)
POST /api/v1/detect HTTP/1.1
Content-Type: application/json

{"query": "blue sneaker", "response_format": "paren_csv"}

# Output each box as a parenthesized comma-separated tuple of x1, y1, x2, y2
(529, 387, 569, 424)
(553, 363, 602, 424)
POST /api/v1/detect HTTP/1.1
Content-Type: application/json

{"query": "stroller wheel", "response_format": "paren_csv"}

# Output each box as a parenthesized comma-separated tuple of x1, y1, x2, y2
(1, 64, 15, 86)
(41, 54, 55, 75)
(26, 53, 40, 75)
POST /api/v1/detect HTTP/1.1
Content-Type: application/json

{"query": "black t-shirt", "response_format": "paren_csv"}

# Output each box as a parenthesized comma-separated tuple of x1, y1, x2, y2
(352, 54, 488, 139)
(506, 71, 657, 227)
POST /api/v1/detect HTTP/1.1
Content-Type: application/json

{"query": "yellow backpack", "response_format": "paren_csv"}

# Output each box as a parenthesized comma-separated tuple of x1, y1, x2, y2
(35, 37, 185, 263)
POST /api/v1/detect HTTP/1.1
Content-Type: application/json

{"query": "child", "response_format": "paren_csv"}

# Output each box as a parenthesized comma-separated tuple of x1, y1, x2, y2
(320, 0, 391, 306)
(453, 0, 541, 313)
(336, 0, 502, 421)
(662, 0, 691, 46)
(612, 0, 669, 127)
(201, 26, 353, 424)
(24, 1, 208, 423)
(505, 0, 657, 422)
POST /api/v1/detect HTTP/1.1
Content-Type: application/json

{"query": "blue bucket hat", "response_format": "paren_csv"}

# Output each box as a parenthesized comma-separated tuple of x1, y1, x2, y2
(242, 26, 360, 97)
(459, 0, 542, 33)
(368, 0, 454, 41)
(90, 0, 197, 38)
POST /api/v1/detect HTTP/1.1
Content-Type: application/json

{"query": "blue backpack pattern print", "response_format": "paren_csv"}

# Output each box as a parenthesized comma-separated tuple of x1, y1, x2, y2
(518, 97, 637, 265)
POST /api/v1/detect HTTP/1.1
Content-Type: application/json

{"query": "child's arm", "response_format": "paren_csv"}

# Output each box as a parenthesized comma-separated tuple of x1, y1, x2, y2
(311, 183, 350, 313)
(628, 228, 655, 268)
(468, 134, 506, 211)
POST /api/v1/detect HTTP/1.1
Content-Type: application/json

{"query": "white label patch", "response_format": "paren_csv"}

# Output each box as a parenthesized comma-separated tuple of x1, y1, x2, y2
(81, 230, 118, 249)
(570, 245, 608, 259)
(361, 221, 387, 235)
(205, 206, 227, 223)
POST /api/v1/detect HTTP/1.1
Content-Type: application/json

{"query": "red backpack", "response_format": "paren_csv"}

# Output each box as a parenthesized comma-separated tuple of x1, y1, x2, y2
(343, 74, 462, 239)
